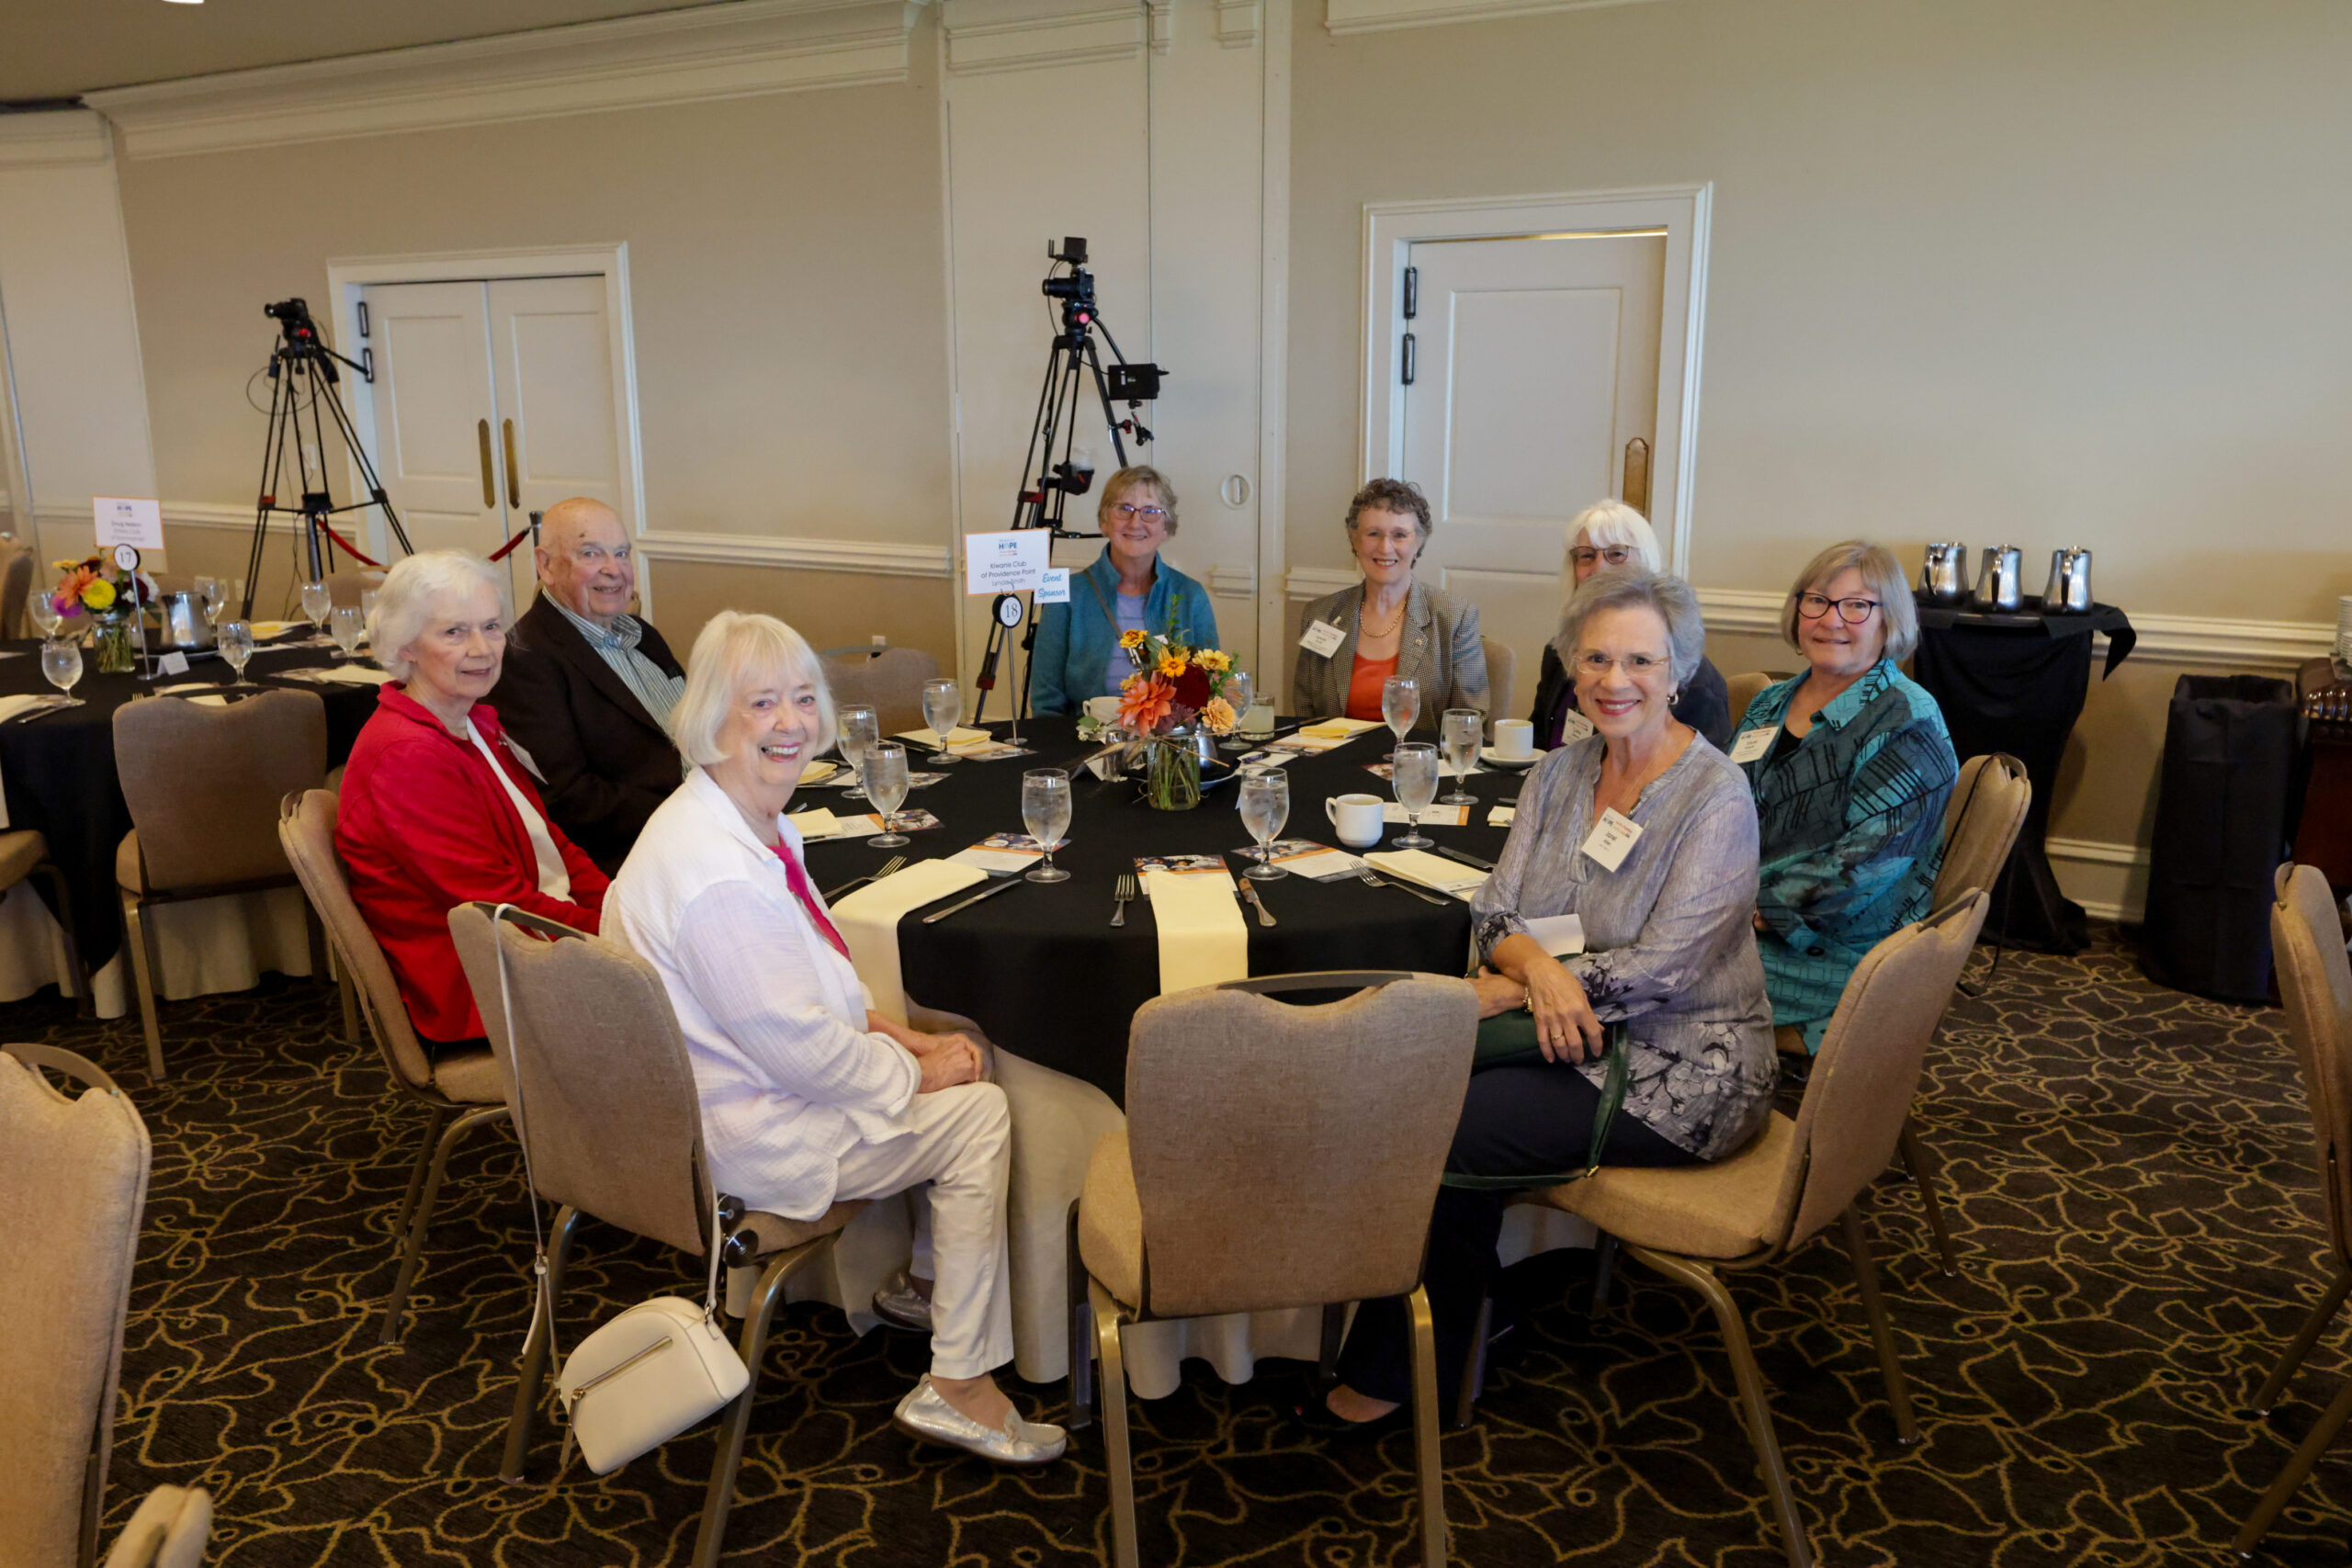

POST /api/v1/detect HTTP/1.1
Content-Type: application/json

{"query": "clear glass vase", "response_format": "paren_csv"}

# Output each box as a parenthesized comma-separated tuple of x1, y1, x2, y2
(1143, 734, 1203, 810)
(91, 613, 136, 675)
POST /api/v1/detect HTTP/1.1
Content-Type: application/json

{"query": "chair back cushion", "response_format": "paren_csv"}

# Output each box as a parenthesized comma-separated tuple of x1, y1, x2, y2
(0, 1052, 150, 1567)
(2274, 864, 2352, 1264)
(0, 547, 30, 640)
(1123, 976, 1478, 1318)
(279, 789, 434, 1091)
(1781, 891, 1989, 1247)
(117, 688, 327, 892)
(1480, 637, 1516, 726)
(1934, 752, 2031, 910)
(447, 902, 711, 1256)
(821, 646, 943, 737)
(1726, 671, 1775, 731)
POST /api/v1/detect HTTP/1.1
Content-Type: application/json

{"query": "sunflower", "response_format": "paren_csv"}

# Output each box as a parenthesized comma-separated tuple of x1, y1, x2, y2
(1117, 628, 1148, 649)
(1156, 652, 1187, 679)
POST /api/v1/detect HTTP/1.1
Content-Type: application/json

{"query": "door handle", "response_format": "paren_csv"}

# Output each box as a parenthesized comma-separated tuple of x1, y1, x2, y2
(502, 419, 521, 510)
(477, 420, 496, 508)
(1623, 436, 1651, 518)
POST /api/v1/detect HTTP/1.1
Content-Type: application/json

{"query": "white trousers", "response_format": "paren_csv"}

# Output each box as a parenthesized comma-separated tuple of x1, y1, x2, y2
(831, 1081, 1013, 1380)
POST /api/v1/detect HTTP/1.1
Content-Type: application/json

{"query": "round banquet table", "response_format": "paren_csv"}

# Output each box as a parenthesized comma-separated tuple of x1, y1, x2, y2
(0, 635, 381, 989)
(795, 715, 1525, 1106)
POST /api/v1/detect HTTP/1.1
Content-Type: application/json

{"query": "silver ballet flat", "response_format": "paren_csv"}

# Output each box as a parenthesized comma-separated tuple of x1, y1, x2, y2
(871, 1270, 934, 1333)
(892, 1375, 1069, 1467)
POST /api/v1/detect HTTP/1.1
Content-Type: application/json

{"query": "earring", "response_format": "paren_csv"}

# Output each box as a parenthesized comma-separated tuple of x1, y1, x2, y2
(1668, 687, 1682, 705)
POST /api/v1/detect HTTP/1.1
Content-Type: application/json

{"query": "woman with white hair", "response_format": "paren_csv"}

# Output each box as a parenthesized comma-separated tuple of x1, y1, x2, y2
(1736, 541, 1957, 1052)
(336, 550, 608, 1053)
(610, 611, 1064, 1468)
(1525, 501, 1734, 749)
(1306, 570, 1772, 1436)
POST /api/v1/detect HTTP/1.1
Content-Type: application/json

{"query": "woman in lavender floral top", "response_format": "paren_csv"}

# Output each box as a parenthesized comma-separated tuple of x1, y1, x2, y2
(1307, 570, 1774, 1435)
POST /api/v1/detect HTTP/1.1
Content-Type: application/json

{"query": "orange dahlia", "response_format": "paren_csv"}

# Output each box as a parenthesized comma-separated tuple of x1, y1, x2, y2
(1118, 674, 1176, 733)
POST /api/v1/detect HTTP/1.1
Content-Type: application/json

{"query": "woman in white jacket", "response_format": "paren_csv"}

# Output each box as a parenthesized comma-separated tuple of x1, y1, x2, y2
(610, 611, 1063, 1467)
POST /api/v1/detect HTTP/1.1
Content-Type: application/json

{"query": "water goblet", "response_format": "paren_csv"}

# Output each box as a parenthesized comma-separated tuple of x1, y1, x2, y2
(299, 579, 333, 645)
(1021, 769, 1073, 883)
(27, 584, 62, 639)
(1240, 767, 1291, 880)
(837, 704, 880, 800)
(218, 621, 257, 689)
(1382, 675, 1420, 759)
(329, 605, 366, 660)
(1219, 671, 1256, 750)
(922, 678, 965, 764)
(864, 742, 911, 847)
(1392, 741, 1441, 849)
(198, 575, 231, 630)
(40, 636, 85, 708)
(1441, 707, 1483, 805)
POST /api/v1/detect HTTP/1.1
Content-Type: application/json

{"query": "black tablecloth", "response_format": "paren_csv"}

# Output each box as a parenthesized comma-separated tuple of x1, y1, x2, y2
(1908, 596, 2135, 954)
(0, 637, 381, 973)
(795, 716, 1521, 1103)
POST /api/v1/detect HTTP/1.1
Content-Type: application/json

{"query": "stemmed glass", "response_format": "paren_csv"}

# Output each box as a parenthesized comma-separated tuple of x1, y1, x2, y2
(1021, 769, 1072, 883)
(1392, 741, 1441, 850)
(329, 605, 367, 660)
(40, 637, 85, 708)
(1219, 671, 1256, 751)
(1441, 707, 1483, 806)
(218, 621, 257, 689)
(1382, 675, 1420, 760)
(1240, 767, 1290, 880)
(299, 579, 334, 645)
(26, 585, 62, 639)
(837, 704, 880, 800)
(198, 576, 233, 633)
(922, 678, 965, 764)
(864, 742, 911, 848)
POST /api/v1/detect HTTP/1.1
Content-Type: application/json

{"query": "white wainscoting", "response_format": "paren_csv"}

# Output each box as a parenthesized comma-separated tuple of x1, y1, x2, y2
(1325, 0, 1663, 39)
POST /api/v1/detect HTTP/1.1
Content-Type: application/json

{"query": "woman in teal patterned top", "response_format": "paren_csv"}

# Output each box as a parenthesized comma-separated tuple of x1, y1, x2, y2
(1733, 542, 1958, 1052)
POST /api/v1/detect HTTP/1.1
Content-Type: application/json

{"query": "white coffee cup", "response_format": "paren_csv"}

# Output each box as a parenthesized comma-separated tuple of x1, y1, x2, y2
(1491, 718, 1535, 760)
(1325, 792, 1385, 850)
(1083, 694, 1123, 724)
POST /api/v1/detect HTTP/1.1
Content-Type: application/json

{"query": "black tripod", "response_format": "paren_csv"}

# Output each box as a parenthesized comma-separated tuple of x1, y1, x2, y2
(241, 298, 412, 618)
(973, 239, 1164, 725)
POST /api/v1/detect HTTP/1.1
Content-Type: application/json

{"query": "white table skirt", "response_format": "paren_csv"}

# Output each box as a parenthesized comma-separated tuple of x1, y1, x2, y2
(0, 878, 315, 1020)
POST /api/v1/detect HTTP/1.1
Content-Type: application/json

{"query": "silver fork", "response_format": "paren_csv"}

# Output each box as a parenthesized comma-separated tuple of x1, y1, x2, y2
(823, 853, 906, 901)
(1111, 873, 1137, 927)
(1358, 864, 1447, 906)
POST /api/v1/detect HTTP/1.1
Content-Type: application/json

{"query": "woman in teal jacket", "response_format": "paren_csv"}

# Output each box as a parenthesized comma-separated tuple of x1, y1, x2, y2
(1028, 466, 1219, 716)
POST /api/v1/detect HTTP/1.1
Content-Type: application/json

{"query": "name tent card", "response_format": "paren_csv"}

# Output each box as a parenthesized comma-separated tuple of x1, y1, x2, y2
(965, 531, 1050, 596)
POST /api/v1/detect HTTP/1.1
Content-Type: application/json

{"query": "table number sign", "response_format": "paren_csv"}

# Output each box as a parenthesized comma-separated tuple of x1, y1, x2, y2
(94, 497, 164, 551)
(964, 531, 1050, 596)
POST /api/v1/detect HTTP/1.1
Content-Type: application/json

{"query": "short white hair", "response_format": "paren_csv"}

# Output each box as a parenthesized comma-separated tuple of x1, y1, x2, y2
(1561, 501, 1663, 615)
(673, 611, 837, 768)
(368, 551, 509, 682)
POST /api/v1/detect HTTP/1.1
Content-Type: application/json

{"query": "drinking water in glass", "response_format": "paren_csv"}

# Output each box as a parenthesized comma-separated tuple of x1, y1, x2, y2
(1441, 707, 1482, 805)
(1382, 675, 1420, 760)
(300, 580, 334, 644)
(922, 678, 965, 764)
(219, 621, 257, 689)
(1021, 769, 1073, 883)
(27, 585, 62, 639)
(1240, 767, 1291, 880)
(329, 605, 367, 660)
(1392, 741, 1440, 849)
(40, 637, 85, 707)
(1220, 670, 1256, 751)
(864, 742, 911, 847)
(837, 704, 879, 799)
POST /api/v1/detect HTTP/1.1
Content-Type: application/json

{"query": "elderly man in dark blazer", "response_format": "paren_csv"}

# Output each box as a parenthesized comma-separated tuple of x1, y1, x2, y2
(488, 496, 685, 874)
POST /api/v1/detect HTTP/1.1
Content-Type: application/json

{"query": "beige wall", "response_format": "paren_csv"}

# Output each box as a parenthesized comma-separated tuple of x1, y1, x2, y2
(646, 559, 956, 671)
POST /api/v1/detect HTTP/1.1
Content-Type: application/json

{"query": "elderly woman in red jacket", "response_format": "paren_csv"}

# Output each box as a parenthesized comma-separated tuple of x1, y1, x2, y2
(337, 550, 608, 1052)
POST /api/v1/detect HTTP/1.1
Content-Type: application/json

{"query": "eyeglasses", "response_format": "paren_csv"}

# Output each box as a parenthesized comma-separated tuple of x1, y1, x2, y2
(1569, 546, 1635, 569)
(1575, 650, 1669, 678)
(1111, 504, 1169, 523)
(1797, 592, 1882, 625)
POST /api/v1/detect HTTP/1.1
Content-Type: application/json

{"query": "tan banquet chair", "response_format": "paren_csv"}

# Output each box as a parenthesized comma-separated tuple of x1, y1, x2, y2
(1480, 637, 1516, 729)
(447, 903, 874, 1568)
(820, 644, 941, 736)
(277, 790, 511, 1346)
(2, 829, 92, 1016)
(1073, 971, 1479, 1568)
(2, 546, 32, 639)
(2233, 863, 2352, 1558)
(1726, 670, 1777, 732)
(325, 571, 383, 608)
(0, 1043, 210, 1568)
(113, 688, 328, 1078)
(1506, 892, 1987, 1568)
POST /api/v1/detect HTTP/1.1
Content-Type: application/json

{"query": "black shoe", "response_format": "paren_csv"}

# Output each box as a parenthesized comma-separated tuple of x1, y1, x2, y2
(1288, 1391, 1410, 1442)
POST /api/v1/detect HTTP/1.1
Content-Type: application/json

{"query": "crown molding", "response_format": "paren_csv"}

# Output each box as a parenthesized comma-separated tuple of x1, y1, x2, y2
(85, 0, 932, 161)
(636, 528, 951, 579)
(0, 109, 113, 169)
(1325, 0, 1659, 37)
(942, 0, 1146, 74)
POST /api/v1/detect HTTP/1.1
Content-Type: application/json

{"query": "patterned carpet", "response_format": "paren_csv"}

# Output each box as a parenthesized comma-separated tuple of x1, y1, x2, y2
(11, 925, 2352, 1566)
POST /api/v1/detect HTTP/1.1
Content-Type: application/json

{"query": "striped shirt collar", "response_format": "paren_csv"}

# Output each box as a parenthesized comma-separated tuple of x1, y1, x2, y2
(547, 594, 643, 653)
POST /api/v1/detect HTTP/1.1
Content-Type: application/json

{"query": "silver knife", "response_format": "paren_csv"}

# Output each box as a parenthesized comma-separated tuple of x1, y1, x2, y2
(922, 875, 1025, 924)
(1238, 880, 1276, 927)
(1433, 844, 1497, 873)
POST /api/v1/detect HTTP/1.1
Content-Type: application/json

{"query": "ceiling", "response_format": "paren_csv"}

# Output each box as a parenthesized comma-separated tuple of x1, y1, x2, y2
(0, 0, 735, 102)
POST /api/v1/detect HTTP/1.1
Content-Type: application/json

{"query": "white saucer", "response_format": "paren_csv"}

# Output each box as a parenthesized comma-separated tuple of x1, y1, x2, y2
(1479, 747, 1543, 769)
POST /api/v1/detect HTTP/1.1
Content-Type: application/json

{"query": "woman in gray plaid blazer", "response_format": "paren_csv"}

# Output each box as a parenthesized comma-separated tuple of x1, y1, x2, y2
(1291, 479, 1488, 730)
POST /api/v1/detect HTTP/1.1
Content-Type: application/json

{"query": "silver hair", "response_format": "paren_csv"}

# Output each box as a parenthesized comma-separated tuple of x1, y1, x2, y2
(368, 551, 509, 682)
(673, 610, 838, 769)
(1554, 570, 1708, 692)
(1779, 540, 1919, 662)
(1559, 500, 1665, 617)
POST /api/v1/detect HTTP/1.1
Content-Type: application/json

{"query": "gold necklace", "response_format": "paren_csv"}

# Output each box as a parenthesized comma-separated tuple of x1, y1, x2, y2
(1363, 595, 1407, 638)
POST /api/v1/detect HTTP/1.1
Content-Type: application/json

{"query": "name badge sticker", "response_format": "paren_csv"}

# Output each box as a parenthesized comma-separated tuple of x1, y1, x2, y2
(1581, 807, 1644, 873)
(1558, 708, 1597, 744)
(1727, 727, 1778, 765)
(1298, 619, 1347, 658)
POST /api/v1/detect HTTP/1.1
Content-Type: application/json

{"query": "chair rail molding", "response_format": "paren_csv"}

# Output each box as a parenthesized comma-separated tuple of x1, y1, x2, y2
(1327, 0, 1661, 38)
(1283, 565, 1359, 601)
(0, 110, 113, 169)
(941, 0, 1148, 74)
(637, 529, 952, 579)
(84, 0, 933, 160)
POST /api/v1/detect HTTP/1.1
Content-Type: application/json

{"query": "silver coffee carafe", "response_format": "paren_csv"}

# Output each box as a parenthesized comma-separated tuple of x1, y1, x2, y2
(1973, 546, 2022, 611)
(1919, 542, 1970, 603)
(2058, 547, 2094, 612)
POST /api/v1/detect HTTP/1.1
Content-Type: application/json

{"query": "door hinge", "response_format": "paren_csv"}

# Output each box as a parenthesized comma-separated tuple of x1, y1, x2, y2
(361, 347, 374, 383)
(1401, 333, 1416, 387)
(1402, 265, 1418, 321)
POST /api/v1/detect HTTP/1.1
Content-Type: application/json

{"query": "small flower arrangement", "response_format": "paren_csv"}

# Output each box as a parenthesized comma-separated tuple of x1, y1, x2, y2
(49, 555, 158, 672)
(50, 556, 129, 619)
(1075, 613, 1241, 810)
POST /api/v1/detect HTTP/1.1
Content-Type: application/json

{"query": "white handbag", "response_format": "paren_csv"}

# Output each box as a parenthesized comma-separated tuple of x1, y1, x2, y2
(494, 905, 750, 1476)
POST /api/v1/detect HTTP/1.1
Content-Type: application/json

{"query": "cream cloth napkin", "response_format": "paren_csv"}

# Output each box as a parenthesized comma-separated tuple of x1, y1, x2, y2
(896, 725, 990, 750)
(247, 621, 300, 638)
(832, 859, 986, 1024)
(1143, 868, 1249, 995)
(1298, 717, 1382, 739)
(295, 664, 393, 685)
(1364, 848, 1487, 899)
(156, 683, 229, 707)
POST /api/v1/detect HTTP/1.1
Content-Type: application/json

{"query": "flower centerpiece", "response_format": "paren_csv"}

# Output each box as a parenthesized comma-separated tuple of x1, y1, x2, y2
(1076, 620, 1241, 810)
(49, 555, 150, 674)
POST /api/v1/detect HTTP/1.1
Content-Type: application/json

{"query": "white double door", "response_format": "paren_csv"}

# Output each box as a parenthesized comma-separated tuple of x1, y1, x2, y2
(357, 276, 627, 605)
(1398, 232, 1666, 705)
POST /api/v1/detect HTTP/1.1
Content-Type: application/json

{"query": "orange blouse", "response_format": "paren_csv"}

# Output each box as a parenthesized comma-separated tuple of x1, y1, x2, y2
(1345, 652, 1400, 723)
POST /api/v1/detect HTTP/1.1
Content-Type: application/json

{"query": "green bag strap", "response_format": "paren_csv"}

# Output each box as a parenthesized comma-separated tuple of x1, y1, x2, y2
(1440, 1021, 1633, 1191)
